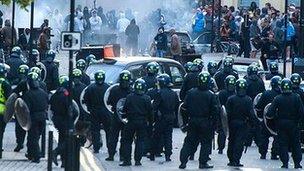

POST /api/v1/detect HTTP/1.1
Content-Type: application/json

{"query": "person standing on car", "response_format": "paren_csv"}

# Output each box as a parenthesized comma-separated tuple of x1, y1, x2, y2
(217, 75, 236, 154)
(149, 74, 179, 162)
(84, 70, 111, 153)
(179, 72, 218, 169)
(125, 19, 140, 56)
(226, 79, 257, 167)
(6, 46, 25, 85)
(214, 57, 239, 91)
(154, 26, 168, 58)
(106, 70, 132, 162)
(76, 59, 90, 86)
(255, 76, 281, 160)
(170, 30, 182, 61)
(120, 79, 153, 166)
(23, 72, 48, 163)
(266, 79, 303, 169)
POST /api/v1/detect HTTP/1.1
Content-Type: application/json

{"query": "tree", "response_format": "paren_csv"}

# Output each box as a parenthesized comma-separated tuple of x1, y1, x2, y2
(0, 0, 34, 9)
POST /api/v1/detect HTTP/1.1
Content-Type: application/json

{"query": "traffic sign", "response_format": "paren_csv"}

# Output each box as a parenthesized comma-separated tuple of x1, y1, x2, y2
(61, 32, 82, 51)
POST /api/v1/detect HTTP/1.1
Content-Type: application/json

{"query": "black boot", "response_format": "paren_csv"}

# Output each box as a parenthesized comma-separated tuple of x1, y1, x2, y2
(270, 154, 279, 160)
(165, 155, 171, 162)
(281, 164, 288, 169)
(119, 161, 131, 166)
(199, 163, 214, 169)
(149, 154, 155, 161)
(135, 161, 142, 166)
(218, 149, 223, 154)
(295, 164, 302, 169)
(14, 145, 23, 152)
(105, 156, 114, 161)
(179, 163, 186, 169)
(260, 154, 266, 159)
(189, 155, 194, 160)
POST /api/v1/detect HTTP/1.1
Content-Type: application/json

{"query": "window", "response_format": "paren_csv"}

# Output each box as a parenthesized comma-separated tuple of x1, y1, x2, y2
(127, 65, 146, 81)
(169, 65, 184, 87)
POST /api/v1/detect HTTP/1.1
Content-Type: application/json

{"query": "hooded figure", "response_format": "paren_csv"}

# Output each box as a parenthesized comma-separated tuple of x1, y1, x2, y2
(18, 28, 31, 50)
(0, 19, 17, 51)
(125, 19, 140, 56)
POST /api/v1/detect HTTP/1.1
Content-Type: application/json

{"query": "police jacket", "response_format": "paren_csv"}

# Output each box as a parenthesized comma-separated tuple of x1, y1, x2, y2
(218, 89, 235, 106)
(123, 93, 153, 122)
(153, 87, 179, 121)
(214, 69, 239, 90)
(43, 61, 59, 91)
(84, 83, 109, 111)
(72, 82, 87, 119)
(23, 88, 48, 121)
(50, 87, 69, 120)
(255, 89, 280, 112)
(245, 75, 265, 100)
(107, 85, 130, 112)
(142, 75, 157, 90)
(13, 79, 27, 97)
(180, 72, 199, 101)
(226, 95, 255, 123)
(292, 88, 304, 105)
(6, 54, 25, 85)
(267, 93, 304, 122)
(184, 88, 218, 120)
(81, 73, 91, 86)
(265, 72, 284, 80)
(0, 78, 12, 115)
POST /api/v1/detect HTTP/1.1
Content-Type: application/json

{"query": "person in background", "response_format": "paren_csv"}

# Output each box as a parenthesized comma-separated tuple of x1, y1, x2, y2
(125, 19, 140, 56)
(74, 12, 84, 33)
(170, 29, 182, 61)
(117, 12, 130, 50)
(18, 28, 31, 51)
(1, 19, 17, 52)
(90, 10, 102, 34)
(192, 8, 205, 39)
(38, 27, 51, 61)
(154, 26, 167, 58)
(39, 19, 49, 31)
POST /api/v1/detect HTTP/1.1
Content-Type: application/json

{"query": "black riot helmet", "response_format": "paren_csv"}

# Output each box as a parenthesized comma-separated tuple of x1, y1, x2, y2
(133, 78, 147, 95)
(0, 63, 7, 77)
(59, 75, 69, 89)
(72, 68, 82, 84)
(86, 54, 96, 65)
(94, 70, 106, 85)
(247, 64, 259, 76)
(197, 71, 211, 91)
(270, 76, 282, 92)
(269, 61, 279, 74)
(146, 62, 159, 76)
(76, 59, 87, 71)
(280, 78, 292, 94)
(207, 61, 218, 76)
(193, 58, 204, 71)
(157, 73, 172, 88)
(290, 73, 302, 89)
(184, 62, 193, 73)
(236, 79, 247, 97)
(223, 56, 234, 73)
(18, 64, 29, 76)
(119, 70, 132, 89)
(46, 50, 56, 62)
(27, 72, 40, 89)
(11, 46, 22, 56)
(225, 75, 236, 92)
(30, 67, 42, 78)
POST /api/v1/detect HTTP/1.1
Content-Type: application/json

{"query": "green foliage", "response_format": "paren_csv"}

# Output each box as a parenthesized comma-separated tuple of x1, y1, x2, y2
(0, 0, 34, 10)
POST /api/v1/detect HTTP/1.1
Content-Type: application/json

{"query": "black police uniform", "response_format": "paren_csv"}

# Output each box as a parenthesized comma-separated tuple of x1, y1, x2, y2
(226, 94, 256, 166)
(214, 70, 239, 91)
(43, 61, 59, 92)
(23, 87, 48, 162)
(179, 72, 199, 101)
(179, 88, 218, 166)
(81, 73, 91, 86)
(6, 54, 25, 85)
(50, 87, 70, 166)
(245, 75, 265, 147)
(142, 75, 157, 90)
(217, 89, 235, 153)
(0, 78, 11, 159)
(107, 85, 130, 159)
(265, 72, 284, 80)
(151, 87, 179, 159)
(255, 89, 280, 159)
(267, 93, 304, 168)
(84, 82, 111, 152)
(72, 81, 87, 121)
(121, 92, 153, 164)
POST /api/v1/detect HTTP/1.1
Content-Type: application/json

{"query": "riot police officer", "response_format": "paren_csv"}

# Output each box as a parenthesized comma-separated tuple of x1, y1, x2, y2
(120, 79, 153, 166)
(245, 64, 265, 147)
(255, 76, 281, 160)
(43, 50, 59, 92)
(193, 58, 204, 72)
(142, 62, 159, 90)
(214, 57, 239, 90)
(76, 59, 90, 86)
(13, 64, 29, 152)
(0, 63, 12, 159)
(184, 62, 193, 74)
(85, 54, 96, 66)
(180, 62, 200, 101)
(290, 73, 304, 103)
(50, 75, 70, 167)
(6, 46, 25, 85)
(207, 61, 218, 77)
(106, 70, 132, 161)
(84, 70, 111, 153)
(29, 67, 47, 92)
(179, 72, 218, 169)
(23, 72, 48, 163)
(265, 61, 284, 80)
(149, 74, 179, 162)
(217, 75, 236, 154)
(71, 69, 87, 121)
(266, 79, 304, 169)
(226, 79, 257, 167)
